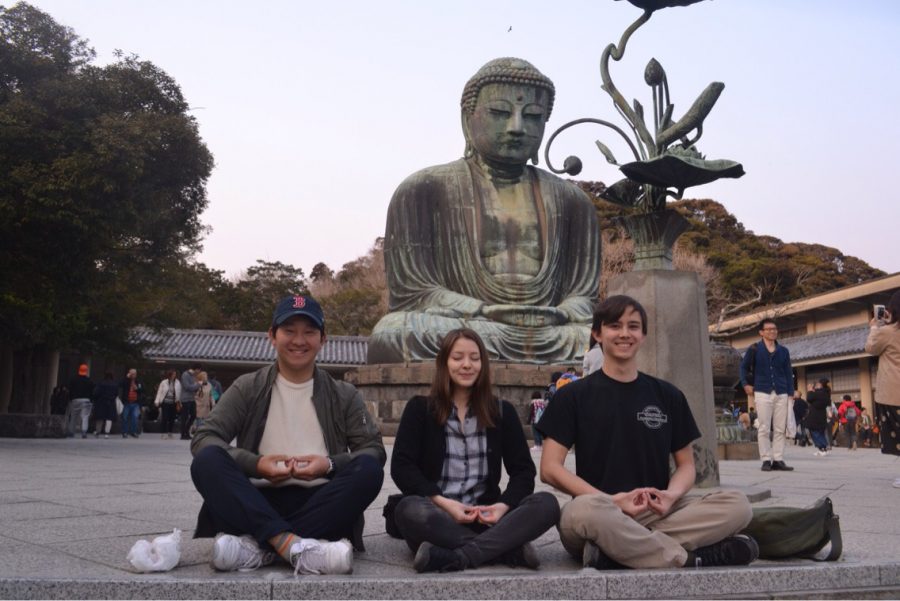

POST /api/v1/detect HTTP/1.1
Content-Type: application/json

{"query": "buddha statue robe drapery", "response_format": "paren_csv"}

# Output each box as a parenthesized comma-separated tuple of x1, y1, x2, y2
(367, 157, 600, 364)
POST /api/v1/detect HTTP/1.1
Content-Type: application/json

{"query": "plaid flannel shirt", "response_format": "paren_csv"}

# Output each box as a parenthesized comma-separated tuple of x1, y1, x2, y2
(437, 408, 488, 505)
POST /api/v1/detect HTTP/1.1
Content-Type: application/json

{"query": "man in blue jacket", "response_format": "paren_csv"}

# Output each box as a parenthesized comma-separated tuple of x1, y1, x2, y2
(740, 318, 795, 472)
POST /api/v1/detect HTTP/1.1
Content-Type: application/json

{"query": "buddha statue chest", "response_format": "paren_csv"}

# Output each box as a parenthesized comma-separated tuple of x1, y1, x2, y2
(476, 176, 543, 282)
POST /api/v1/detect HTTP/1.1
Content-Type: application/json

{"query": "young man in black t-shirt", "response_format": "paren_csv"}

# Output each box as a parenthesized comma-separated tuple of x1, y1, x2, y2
(537, 295, 757, 569)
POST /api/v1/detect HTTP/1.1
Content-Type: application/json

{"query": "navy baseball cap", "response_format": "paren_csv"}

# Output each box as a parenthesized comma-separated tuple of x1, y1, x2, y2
(271, 295, 325, 331)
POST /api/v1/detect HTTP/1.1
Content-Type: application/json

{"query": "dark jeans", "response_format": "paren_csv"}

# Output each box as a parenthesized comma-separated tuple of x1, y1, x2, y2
(161, 403, 177, 434)
(180, 401, 196, 438)
(810, 429, 828, 451)
(190, 446, 383, 548)
(860, 428, 872, 445)
(844, 420, 858, 447)
(393, 492, 560, 567)
(121, 403, 141, 436)
(532, 425, 543, 446)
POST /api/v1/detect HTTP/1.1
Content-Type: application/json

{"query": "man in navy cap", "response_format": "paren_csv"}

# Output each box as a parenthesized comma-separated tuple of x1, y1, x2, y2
(190, 295, 385, 575)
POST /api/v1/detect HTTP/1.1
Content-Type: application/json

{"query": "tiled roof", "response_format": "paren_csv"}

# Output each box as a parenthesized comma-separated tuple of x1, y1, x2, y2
(779, 325, 871, 364)
(130, 328, 368, 366)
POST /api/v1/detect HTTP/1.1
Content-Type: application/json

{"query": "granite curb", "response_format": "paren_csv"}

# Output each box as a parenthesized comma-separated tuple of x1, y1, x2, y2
(2, 563, 899, 600)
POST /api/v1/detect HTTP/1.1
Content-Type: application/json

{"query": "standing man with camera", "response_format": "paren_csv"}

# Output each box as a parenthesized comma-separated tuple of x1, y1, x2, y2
(740, 318, 795, 472)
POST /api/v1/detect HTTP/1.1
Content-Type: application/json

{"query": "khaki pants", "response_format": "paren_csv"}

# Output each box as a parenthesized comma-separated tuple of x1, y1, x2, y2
(558, 490, 752, 569)
(755, 391, 789, 461)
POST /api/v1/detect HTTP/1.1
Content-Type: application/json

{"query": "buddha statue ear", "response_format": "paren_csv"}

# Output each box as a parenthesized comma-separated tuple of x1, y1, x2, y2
(531, 150, 540, 166)
(461, 112, 475, 159)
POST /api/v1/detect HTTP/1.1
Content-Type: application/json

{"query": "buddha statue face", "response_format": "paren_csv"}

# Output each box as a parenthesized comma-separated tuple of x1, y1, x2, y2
(464, 83, 550, 168)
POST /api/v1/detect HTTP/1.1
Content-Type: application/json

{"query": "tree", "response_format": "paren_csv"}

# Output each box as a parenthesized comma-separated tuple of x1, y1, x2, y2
(309, 239, 388, 336)
(598, 227, 724, 321)
(137, 260, 232, 330)
(671, 198, 884, 306)
(577, 181, 885, 319)
(0, 3, 213, 413)
(220, 260, 308, 331)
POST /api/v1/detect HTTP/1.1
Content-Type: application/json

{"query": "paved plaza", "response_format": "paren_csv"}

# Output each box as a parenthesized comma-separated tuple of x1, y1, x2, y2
(0, 437, 898, 599)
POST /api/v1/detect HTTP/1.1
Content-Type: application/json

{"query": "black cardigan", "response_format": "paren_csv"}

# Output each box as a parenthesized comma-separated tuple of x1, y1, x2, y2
(390, 395, 536, 508)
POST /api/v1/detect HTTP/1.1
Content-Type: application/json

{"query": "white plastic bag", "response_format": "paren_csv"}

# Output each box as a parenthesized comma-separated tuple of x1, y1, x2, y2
(786, 398, 797, 438)
(127, 528, 182, 572)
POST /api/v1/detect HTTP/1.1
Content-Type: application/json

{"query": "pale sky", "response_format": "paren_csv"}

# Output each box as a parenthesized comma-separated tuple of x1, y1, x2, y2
(27, 0, 900, 277)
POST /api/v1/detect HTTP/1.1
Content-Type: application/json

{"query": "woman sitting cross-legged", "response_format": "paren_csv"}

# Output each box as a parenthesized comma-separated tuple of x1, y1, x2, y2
(390, 328, 560, 573)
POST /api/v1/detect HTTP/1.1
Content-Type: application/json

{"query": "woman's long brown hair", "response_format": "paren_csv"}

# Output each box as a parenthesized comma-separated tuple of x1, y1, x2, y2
(429, 328, 498, 428)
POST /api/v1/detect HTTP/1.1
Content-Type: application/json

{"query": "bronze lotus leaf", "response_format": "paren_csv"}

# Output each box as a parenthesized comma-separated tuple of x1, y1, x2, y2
(620, 152, 744, 192)
(600, 178, 643, 207)
(616, 0, 706, 10)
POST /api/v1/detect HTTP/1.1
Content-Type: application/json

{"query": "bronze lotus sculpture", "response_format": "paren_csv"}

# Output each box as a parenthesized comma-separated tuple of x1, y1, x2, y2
(546, 0, 743, 268)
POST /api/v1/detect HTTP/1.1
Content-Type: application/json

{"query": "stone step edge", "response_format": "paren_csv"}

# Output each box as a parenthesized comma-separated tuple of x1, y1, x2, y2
(1, 562, 898, 600)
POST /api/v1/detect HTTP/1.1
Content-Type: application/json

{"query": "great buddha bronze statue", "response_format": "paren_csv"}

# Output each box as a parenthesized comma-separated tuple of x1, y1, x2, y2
(367, 58, 601, 364)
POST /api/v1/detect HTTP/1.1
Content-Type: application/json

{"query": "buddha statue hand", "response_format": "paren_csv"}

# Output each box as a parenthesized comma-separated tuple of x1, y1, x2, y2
(425, 305, 477, 319)
(480, 304, 568, 327)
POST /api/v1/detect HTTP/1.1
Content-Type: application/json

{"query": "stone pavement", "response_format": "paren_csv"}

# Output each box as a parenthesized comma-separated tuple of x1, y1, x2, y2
(0, 437, 898, 599)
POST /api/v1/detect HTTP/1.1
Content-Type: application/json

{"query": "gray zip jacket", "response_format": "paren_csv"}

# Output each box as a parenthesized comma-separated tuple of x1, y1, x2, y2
(190, 363, 385, 477)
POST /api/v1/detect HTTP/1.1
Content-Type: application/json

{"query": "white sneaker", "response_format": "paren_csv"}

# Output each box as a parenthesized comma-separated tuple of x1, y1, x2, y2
(211, 533, 276, 572)
(290, 538, 353, 575)
(892, 478, 900, 489)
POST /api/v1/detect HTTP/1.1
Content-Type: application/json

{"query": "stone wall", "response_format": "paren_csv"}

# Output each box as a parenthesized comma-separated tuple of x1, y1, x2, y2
(0, 413, 66, 438)
(346, 362, 569, 437)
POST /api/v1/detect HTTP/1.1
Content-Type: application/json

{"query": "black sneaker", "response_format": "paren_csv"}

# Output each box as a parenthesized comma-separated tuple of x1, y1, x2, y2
(502, 542, 540, 570)
(771, 460, 794, 471)
(688, 535, 759, 568)
(583, 542, 629, 570)
(413, 542, 467, 573)
(760, 460, 772, 471)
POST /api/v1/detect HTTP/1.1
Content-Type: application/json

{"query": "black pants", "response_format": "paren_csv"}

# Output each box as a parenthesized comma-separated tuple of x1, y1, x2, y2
(393, 492, 559, 567)
(180, 401, 196, 438)
(190, 445, 383, 548)
(161, 403, 177, 434)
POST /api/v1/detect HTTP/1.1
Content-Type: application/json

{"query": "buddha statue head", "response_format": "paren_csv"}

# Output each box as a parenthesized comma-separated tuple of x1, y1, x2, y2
(461, 58, 556, 172)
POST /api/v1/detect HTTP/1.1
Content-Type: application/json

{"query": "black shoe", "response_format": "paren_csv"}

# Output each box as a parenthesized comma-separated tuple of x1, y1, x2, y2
(688, 535, 759, 568)
(130, 433, 139, 438)
(502, 542, 540, 570)
(122, 433, 127, 438)
(760, 460, 772, 471)
(413, 542, 467, 573)
(583, 542, 629, 570)
(771, 460, 794, 471)
(180, 435, 191, 440)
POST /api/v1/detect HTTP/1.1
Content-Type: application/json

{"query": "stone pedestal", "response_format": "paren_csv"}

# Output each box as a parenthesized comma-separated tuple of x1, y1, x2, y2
(345, 363, 569, 438)
(0, 413, 66, 438)
(608, 269, 720, 487)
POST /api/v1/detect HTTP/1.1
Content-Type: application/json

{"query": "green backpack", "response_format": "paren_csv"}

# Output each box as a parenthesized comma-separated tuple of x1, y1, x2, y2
(740, 496, 842, 561)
